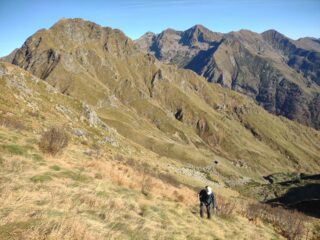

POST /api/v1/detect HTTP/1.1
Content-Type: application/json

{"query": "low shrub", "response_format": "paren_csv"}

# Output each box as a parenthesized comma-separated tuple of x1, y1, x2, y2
(158, 172, 181, 188)
(215, 195, 236, 218)
(173, 190, 185, 202)
(141, 170, 154, 196)
(113, 153, 125, 162)
(0, 116, 25, 130)
(245, 203, 308, 240)
(39, 127, 69, 155)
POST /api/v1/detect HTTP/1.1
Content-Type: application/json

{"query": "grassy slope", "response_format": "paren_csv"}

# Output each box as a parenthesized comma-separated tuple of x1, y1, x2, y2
(0, 62, 289, 239)
(0, 129, 283, 240)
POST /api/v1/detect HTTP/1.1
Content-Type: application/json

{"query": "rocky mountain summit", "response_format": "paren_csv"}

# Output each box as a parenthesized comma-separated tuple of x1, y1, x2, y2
(136, 26, 320, 130)
(136, 25, 222, 68)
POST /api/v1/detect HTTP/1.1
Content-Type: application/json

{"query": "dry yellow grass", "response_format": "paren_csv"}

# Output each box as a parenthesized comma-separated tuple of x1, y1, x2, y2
(0, 126, 289, 240)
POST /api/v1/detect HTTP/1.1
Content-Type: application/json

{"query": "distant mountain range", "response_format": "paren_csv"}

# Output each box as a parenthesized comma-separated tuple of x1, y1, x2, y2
(136, 25, 320, 129)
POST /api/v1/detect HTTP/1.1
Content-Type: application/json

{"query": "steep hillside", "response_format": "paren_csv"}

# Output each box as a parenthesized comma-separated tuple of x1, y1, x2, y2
(136, 26, 320, 130)
(7, 18, 320, 182)
(0, 62, 292, 240)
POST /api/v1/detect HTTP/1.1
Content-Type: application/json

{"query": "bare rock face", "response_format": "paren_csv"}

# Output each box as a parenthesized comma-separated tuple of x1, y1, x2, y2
(136, 26, 320, 129)
(82, 103, 101, 127)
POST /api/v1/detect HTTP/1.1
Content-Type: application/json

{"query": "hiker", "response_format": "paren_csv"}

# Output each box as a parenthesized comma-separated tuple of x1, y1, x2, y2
(199, 186, 216, 219)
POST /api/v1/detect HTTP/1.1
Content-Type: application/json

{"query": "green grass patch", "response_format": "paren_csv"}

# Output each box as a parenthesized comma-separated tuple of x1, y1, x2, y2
(30, 174, 52, 183)
(96, 191, 109, 198)
(1, 144, 26, 155)
(50, 165, 61, 171)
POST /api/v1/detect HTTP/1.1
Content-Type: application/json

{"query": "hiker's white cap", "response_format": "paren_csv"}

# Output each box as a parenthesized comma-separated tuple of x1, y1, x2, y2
(206, 186, 212, 194)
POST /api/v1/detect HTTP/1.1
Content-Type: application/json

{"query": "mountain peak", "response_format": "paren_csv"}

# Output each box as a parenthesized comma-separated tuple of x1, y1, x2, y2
(261, 29, 295, 51)
(52, 17, 96, 26)
(263, 29, 280, 34)
(261, 29, 287, 39)
(137, 31, 155, 40)
(187, 24, 210, 31)
(186, 24, 211, 34)
(144, 31, 155, 36)
(162, 28, 180, 35)
(50, 17, 104, 34)
(180, 24, 219, 46)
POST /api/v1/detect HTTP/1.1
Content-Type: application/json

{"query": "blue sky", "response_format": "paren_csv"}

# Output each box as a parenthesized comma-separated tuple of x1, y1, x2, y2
(0, 0, 319, 56)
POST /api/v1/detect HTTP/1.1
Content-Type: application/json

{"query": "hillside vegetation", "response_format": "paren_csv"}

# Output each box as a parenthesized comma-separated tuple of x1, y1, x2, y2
(0, 62, 291, 240)
(0, 18, 320, 239)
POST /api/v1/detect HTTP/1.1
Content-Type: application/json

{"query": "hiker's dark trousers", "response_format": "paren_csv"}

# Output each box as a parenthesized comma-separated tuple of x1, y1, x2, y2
(200, 202, 211, 219)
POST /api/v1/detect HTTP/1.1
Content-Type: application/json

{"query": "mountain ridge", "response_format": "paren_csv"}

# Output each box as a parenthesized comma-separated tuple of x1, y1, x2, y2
(136, 24, 320, 130)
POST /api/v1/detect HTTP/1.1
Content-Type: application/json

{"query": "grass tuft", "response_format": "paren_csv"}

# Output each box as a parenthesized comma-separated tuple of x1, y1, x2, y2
(30, 174, 53, 183)
(50, 165, 61, 171)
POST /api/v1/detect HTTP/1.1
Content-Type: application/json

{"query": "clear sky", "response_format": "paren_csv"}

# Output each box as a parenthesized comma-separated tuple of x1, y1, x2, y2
(0, 0, 319, 56)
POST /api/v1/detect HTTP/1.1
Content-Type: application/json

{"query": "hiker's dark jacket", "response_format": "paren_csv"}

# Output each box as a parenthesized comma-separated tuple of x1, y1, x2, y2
(199, 189, 215, 206)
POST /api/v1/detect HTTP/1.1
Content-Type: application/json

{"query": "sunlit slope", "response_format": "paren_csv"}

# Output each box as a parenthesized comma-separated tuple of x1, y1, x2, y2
(0, 62, 288, 240)
(10, 18, 320, 180)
